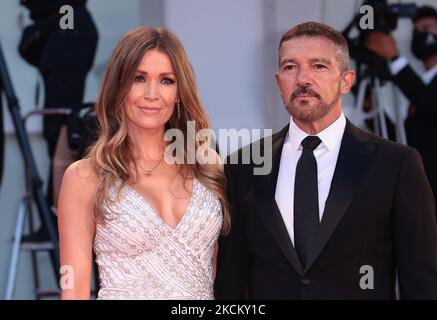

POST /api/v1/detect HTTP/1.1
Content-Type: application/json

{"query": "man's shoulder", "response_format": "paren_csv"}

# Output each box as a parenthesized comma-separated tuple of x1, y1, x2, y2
(347, 121, 419, 160)
(224, 124, 287, 166)
(222, 125, 286, 186)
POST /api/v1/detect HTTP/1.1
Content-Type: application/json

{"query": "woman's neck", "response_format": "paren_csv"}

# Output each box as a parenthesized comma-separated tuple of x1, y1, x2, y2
(128, 126, 166, 161)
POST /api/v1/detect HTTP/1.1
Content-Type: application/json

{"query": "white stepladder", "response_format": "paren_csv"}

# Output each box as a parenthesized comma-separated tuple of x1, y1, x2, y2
(4, 108, 69, 300)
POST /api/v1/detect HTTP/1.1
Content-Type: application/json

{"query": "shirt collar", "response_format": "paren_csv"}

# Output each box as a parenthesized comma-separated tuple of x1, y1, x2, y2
(288, 112, 346, 152)
(422, 64, 437, 85)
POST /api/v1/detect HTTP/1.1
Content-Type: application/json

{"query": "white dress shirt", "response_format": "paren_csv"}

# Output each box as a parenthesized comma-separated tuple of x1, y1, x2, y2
(422, 64, 437, 85)
(389, 55, 437, 85)
(275, 113, 346, 245)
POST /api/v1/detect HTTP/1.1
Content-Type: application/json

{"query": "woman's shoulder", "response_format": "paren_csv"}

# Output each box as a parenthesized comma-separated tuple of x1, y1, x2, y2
(63, 158, 99, 193)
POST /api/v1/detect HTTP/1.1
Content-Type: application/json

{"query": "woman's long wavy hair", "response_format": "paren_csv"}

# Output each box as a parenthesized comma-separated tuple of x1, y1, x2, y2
(87, 27, 230, 234)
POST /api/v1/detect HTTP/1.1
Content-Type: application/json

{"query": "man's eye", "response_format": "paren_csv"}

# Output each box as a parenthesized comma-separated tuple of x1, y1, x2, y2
(134, 76, 145, 82)
(284, 65, 296, 70)
(314, 64, 326, 69)
(161, 78, 175, 85)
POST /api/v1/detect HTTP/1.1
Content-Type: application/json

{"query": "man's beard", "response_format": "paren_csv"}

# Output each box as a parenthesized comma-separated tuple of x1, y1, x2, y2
(286, 86, 341, 122)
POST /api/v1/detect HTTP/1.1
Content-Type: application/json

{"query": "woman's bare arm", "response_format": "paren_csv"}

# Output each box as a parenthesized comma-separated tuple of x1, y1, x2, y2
(58, 159, 97, 299)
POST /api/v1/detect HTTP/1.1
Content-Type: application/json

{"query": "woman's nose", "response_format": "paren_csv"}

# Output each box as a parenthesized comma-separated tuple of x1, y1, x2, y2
(143, 81, 159, 100)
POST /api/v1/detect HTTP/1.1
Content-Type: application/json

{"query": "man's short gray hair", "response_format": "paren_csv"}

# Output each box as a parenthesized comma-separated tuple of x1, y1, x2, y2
(279, 21, 350, 72)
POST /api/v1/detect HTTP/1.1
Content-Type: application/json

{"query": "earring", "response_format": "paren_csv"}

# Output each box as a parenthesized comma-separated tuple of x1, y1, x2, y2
(177, 99, 181, 119)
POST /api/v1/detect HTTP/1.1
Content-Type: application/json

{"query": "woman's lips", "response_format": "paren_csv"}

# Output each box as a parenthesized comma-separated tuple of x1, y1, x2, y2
(139, 106, 162, 115)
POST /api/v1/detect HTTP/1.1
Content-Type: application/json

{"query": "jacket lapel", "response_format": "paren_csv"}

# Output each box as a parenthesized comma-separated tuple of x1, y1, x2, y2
(254, 125, 304, 275)
(303, 120, 379, 274)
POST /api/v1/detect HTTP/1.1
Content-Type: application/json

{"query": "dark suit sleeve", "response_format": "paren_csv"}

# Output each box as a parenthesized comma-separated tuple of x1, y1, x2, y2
(394, 147, 437, 299)
(392, 65, 437, 117)
(214, 163, 249, 299)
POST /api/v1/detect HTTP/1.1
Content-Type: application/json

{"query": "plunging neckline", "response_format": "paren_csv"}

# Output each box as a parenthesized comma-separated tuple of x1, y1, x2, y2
(125, 178, 197, 231)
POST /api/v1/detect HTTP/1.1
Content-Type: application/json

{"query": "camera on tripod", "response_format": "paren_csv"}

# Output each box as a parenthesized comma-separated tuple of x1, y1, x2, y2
(343, 0, 418, 143)
(343, 0, 417, 76)
(367, 0, 417, 33)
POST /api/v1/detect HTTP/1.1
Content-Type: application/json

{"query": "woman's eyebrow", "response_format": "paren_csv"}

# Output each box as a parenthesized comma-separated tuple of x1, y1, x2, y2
(136, 70, 176, 77)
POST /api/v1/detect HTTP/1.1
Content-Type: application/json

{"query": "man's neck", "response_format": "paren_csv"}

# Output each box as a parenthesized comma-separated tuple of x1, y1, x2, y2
(424, 54, 437, 70)
(292, 110, 342, 135)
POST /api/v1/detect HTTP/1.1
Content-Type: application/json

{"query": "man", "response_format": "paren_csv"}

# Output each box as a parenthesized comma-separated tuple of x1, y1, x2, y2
(365, 5, 437, 211)
(20, 0, 98, 159)
(19, 0, 98, 240)
(214, 22, 437, 299)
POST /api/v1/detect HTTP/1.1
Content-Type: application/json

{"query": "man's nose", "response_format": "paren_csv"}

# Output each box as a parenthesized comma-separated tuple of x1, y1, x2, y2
(296, 68, 313, 87)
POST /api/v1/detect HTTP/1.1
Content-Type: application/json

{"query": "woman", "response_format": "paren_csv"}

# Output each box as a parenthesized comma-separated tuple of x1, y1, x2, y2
(58, 27, 229, 300)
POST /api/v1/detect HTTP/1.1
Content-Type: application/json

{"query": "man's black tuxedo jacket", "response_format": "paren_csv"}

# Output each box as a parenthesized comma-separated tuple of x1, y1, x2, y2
(214, 120, 437, 299)
(392, 65, 437, 205)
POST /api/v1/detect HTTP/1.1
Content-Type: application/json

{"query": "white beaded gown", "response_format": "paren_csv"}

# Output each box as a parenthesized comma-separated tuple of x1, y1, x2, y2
(93, 178, 223, 300)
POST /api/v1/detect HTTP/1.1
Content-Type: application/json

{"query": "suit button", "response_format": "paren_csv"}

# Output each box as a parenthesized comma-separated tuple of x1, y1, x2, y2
(301, 278, 311, 286)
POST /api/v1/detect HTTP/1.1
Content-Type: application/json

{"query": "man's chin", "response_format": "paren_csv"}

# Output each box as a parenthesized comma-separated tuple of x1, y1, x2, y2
(287, 104, 324, 122)
(292, 113, 320, 123)
(288, 103, 318, 114)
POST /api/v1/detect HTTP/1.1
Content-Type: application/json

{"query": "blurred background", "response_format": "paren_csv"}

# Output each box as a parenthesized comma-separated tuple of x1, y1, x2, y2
(0, 0, 435, 299)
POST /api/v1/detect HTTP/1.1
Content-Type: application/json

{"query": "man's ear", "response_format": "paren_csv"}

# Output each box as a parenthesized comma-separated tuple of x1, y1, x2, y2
(275, 72, 282, 95)
(340, 70, 356, 94)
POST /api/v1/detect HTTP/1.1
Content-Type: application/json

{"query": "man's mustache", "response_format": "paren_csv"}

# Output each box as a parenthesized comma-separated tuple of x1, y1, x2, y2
(290, 87, 321, 101)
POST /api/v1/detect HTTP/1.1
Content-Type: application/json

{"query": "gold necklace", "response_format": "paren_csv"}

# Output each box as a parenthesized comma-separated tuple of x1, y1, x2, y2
(137, 156, 164, 177)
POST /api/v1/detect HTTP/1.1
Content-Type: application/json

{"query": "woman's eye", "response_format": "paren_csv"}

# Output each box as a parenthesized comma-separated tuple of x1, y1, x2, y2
(134, 75, 145, 82)
(161, 78, 175, 85)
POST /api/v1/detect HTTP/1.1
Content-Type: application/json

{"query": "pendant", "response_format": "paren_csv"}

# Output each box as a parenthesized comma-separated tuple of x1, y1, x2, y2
(145, 171, 152, 177)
